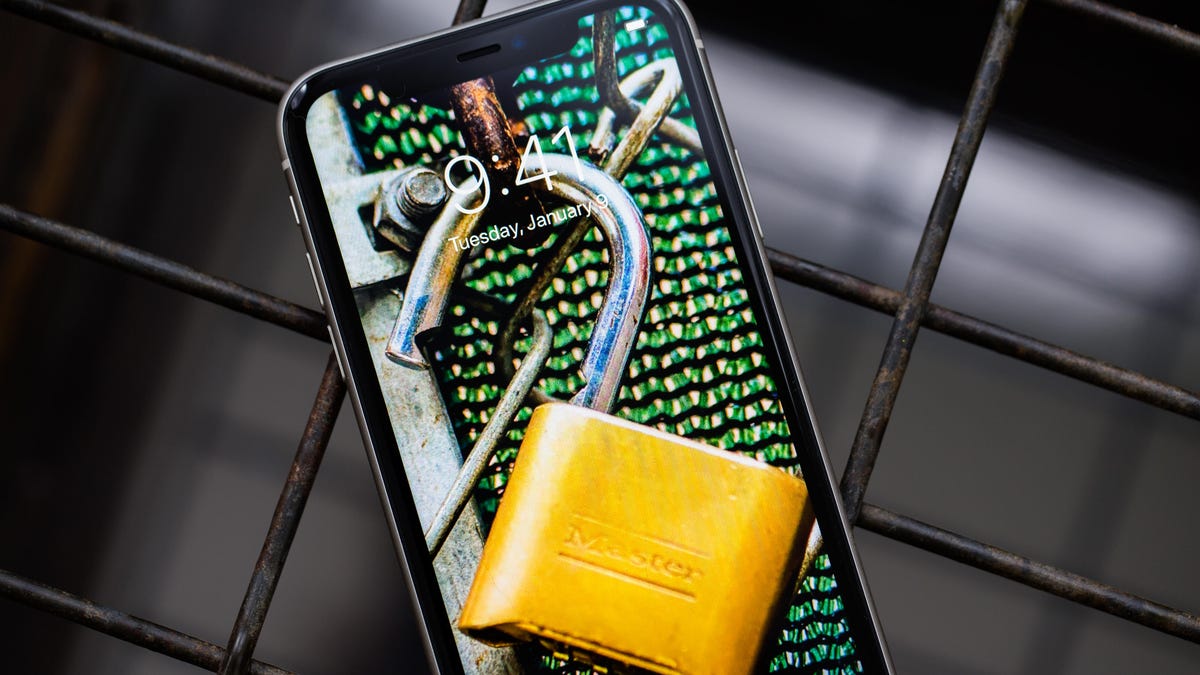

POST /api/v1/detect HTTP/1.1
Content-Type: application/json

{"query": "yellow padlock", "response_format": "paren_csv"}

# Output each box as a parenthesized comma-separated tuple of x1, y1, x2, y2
(455, 162, 812, 674)
(459, 403, 814, 675)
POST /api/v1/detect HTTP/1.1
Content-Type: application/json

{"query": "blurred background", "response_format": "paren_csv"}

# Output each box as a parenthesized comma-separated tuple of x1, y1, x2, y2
(1, 0, 1197, 673)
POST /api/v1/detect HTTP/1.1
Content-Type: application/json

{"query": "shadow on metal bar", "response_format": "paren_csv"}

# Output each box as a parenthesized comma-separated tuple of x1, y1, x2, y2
(0, 203, 328, 341)
(858, 503, 1200, 643)
(220, 355, 346, 675)
(840, 0, 1029, 523)
(0, 0, 1198, 669)
(0, 567, 294, 675)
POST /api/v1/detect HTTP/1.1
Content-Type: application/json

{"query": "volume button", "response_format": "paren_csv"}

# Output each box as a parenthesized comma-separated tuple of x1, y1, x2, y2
(305, 253, 325, 308)
(283, 164, 302, 227)
(327, 326, 347, 380)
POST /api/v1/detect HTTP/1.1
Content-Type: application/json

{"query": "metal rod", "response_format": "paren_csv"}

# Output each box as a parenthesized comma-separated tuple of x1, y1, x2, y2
(219, 355, 345, 675)
(0, 0, 289, 102)
(426, 312, 551, 556)
(452, 0, 486, 26)
(590, 11, 700, 158)
(1041, 0, 1200, 55)
(858, 503, 1200, 644)
(0, 203, 328, 341)
(841, 0, 1029, 523)
(9, 197, 1190, 425)
(384, 189, 485, 367)
(0, 567, 293, 675)
(766, 248, 1200, 420)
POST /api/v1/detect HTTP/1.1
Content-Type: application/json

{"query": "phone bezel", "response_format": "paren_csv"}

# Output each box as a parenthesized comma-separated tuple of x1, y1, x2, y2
(278, 0, 893, 672)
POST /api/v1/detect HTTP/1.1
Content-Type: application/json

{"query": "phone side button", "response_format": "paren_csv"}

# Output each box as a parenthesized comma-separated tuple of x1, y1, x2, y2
(305, 253, 325, 308)
(327, 326, 347, 380)
(289, 195, 300, 225)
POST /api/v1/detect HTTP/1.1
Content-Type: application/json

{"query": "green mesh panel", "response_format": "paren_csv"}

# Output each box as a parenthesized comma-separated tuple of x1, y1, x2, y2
(341, 7, 861, 673)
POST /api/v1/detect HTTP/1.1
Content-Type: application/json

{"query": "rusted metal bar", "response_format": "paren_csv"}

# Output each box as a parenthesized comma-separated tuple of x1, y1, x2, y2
(0, 567, 293, 675)
(594, 11, 636, 123)
(0, 0, 288, 102)
(1041, 0, 1200, 55)
(767, 249, 1200, 420)
(450, 78, 523, 187)
(4, 0, 1199, 665)
(589, 11, 700, 162)
(841, 0, 1029, 523)
(0, 203, 328, 341)
(219, 355, 345, 675)
(447, 71, 547, 231)
(858, 503, 1200, 643)
(452, 0, 486, 26)
(11, 192, 1189, 426)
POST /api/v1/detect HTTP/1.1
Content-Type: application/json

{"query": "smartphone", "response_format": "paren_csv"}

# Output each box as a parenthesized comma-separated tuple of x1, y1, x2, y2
(279, 0, 891, 672)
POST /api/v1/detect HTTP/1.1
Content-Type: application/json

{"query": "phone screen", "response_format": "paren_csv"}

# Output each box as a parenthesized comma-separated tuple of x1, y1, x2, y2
(296, 3, 873, 673)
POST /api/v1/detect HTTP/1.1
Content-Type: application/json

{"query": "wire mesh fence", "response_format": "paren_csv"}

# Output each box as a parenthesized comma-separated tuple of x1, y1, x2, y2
(1, 0, 1198, 671)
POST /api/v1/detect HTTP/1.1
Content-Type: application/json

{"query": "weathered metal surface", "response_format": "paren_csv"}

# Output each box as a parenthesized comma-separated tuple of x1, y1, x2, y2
(840, 0, 1030, 524)
(372, 168, 449, 252)
(383, 189, 484, 366)
(426, 311, 551, 555)
(220, 355, 345, 675)
(602, 60, 684, 178)
(448, 76, 548, 242)
(452, 0, 487, 28)
(591, 11, 698, 155)
(306, 76, 518, 671)
(451, 78, 522, 187)
(307, 94, 413, 289)
(358, 285, 521, 674)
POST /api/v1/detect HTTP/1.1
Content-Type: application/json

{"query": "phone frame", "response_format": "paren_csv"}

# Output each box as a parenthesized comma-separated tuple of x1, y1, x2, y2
(278, 0, 893, 672)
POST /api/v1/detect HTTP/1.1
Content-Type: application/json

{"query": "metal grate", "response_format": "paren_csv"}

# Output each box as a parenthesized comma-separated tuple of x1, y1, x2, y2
(1, 0, 1198, 672)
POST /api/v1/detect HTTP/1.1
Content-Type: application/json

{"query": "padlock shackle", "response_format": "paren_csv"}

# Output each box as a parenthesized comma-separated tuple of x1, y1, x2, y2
(385, 153, 650, 412)
(535, 155, 650, 412)
(385, 188, 484, 368)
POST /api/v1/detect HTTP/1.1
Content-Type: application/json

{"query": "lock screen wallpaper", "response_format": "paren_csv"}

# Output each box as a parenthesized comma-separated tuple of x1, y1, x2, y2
(303, 5, 865, 673)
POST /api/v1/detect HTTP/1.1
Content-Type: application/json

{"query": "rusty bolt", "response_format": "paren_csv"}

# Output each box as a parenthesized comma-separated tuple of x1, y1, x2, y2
(372, 167, 448, 253)
(397, 169, 447, 217)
